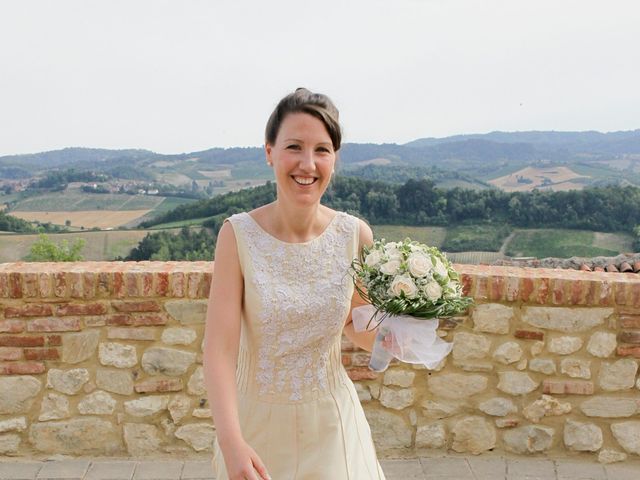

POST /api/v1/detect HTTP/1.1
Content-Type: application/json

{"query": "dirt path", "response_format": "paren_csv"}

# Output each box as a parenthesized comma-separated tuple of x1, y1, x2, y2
(499, 231, 517, 255)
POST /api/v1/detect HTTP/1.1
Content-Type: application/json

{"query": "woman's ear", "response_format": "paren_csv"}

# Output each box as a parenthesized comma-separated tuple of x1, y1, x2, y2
(265, 143, 273, 166)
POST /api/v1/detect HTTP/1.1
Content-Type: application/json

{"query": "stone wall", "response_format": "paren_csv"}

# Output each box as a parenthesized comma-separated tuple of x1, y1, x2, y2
(0, 262, 639, 463)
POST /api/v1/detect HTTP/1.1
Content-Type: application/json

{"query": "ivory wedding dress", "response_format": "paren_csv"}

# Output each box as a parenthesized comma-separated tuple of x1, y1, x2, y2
(211, 211, 386, 480)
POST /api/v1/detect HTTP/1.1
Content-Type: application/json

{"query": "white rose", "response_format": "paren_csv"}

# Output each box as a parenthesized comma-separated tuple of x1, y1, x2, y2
(364, 249, 383, 267)
(423, 281, 443, 302)
(384, 242, 402, 260)
(407, 252, 432, 278)
(389, 274, 418, 298)
(433, 258, 449, 279)
(380, 259, 401, 275)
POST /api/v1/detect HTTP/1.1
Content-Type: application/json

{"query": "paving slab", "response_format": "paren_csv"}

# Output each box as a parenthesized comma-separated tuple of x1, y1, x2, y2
(467, 456, 508, 479)
(508, 458, 556, 480)
(37, 460, 91, 480)
(180, 460, 215, 480)
(419, 457, 474, 479)
(85, 461, 136, 480)
(555, 459, 607, 480)
(132, 460, 183, 480)
(604, 462, 640, 480)
(0, 462, 43, 480)
(379, 459, 424, 478)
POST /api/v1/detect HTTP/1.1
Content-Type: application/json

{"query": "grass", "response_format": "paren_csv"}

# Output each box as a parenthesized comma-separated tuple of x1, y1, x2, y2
(505, 229, 621, 258)
(442, 224, 513, 252)
(149, 217, 213, 229)
(371, 225, 447, 248)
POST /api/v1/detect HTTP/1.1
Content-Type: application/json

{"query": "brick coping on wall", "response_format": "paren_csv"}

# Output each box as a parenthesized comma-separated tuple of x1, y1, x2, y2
(1, 261, 638, 306)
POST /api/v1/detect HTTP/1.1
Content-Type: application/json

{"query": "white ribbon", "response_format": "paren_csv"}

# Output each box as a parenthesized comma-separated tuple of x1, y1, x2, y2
(352, 304, 453, 371)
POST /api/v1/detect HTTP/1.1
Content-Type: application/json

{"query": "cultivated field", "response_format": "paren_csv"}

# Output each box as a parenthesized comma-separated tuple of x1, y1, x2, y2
(0, 229, 168, 262)
(504, 228, 628, 258)
(372, 225, 447, 247)
(9, 210, 153, 229)
(489, 166, 590, 192)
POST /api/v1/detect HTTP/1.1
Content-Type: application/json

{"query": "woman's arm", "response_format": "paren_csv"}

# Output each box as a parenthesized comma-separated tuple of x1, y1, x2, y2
(203, 221, 244, 445)
(343, 218, 379, 352)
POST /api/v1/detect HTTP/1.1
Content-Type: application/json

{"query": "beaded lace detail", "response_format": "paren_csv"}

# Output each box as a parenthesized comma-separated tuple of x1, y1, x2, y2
(233, 211, 356, 401)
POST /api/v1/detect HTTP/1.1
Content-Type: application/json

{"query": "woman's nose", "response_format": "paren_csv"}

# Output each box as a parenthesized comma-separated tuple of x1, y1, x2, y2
(299, 149, 316, 171)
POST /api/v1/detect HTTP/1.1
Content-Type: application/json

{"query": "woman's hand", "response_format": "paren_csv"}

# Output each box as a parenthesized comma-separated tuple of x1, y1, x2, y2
(221, 438, 271, 480)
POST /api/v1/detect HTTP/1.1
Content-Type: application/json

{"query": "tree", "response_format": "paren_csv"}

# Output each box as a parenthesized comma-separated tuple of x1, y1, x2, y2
(25, 234, 85, 262)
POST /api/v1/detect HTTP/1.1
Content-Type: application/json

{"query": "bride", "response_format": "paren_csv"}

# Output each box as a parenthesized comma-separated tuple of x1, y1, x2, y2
(203, 88, 386, 480)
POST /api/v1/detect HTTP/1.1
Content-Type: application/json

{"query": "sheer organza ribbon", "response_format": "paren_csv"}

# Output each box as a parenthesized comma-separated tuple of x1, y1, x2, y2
(351, 305, 453, 372)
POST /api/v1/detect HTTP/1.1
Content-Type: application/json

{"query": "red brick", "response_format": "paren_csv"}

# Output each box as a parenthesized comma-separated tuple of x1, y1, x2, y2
(9, 273, 22, 298)
(142, 273, 154, 297)
(24, 347, 60, 360)
(614, 282, 628, 306)
(38, 273, 53, 297)
(599, 281, 614, 306)
(505, 276, 520, 302)
(82, 272, 97, 299)
(170, 272, 185, 297)
(156, 272, 169, 296)
(475, 275, 489, 300)
(619, 331, 640, 344)
(187, 272, 201, 299)
(4, 303, 53, 318)
(56, 303, 107, 316)
(112, 301, 160, 313)
(617, 345, 640, 358)
(113, 272, 124, 298)
(27, 317, 81, 332)
(514, 330, 544, 341)
(620, 316, 640, 329)
(460, 274, 473, 297)
(46, 335, 62, 346)
(347, 367, 378, 381)
(0, 319, 24, 333)
(97, 272, 110, 296)
(133, 314, 167, 326)
(535, 278, 550, 304)
(0, 272, 9, 297)
(125, 272, 139, 297)
(106, 314, 134, 326)
(630, 282, 640, 309)
(0, 362, 45, 375)
(0, 347, 23, 361)
(0, 335, 45, 347)
(134, 378, 183, 393)
(341, 354, 352, 366)
(570, 280, 584, 305)
(496, 418, 520, 428)
(54, 272, 67, 297)
(542, 379, 594, 395)
(489, 276, 505, 302)
(23, 273, 38, 298)
(552, 278, 566, 305)
(351, 352, 372, 367)
(584, 280, 598, 305)
(200, 274, 212, 298)
(69, 272, 83, 298)
(520, 277, 534, 302)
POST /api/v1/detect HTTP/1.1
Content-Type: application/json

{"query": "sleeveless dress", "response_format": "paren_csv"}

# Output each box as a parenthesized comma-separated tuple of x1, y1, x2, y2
(211, 211, 386, 480)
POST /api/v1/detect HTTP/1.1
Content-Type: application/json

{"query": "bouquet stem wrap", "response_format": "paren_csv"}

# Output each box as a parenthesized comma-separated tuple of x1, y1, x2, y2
(352, 305, 453, 372)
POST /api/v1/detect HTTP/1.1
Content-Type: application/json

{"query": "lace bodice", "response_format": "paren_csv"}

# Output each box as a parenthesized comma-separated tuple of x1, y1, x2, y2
(226, 211, 359, 402)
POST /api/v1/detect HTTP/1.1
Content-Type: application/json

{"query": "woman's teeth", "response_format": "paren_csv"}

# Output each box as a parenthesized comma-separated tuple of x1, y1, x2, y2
(293, 176, 316, 185)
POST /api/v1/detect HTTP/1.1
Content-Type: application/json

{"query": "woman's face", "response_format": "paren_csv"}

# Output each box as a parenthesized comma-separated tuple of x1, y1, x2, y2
(265, 112, 336, 208)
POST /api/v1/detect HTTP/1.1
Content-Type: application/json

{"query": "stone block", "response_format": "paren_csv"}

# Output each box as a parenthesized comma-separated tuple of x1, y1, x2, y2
(99, 342, 138, 368)
(427, 373, 488, 399)
(0, 376, 41, 414)
(141, 347, 196, 376)
(599, 358, 638, 391)
(529, 358, 556, 375)
(415, 422, 446, 449)
(365, 408, 413, 449)
(383, 369, 415, 387)
(47, 368, 90, 395)
(175, 423, 215, 452)
(580, 396, 638, 418)
(548, 336, 583, 355)
(379, 386, 414, 410)
(503, 425, 554, 454)
(451, 416, 496, 455)
(61, 330, 100, 364)
(471, 304, 512, 334)
(164, 300, 208, 324)
(29, 418, 122, 454)
(560, 358, 591, 379)
(452, 332, 491, 360)
(477, 397, 517, 417)
(161, 327, 197, 345)
(96, 368, 134, 396)
(587, 331, 617, 358)
(563, 420, 603, 452)
(493, 341, 523, 364)
(611, 421, 640, 455)
(497, 371, 539, 396)
(522, 306, 612, 332)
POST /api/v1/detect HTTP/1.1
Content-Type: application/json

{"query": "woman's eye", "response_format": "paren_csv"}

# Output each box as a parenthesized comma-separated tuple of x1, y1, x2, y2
(317, 147, 331, 153)
(286, 144, 300, 150)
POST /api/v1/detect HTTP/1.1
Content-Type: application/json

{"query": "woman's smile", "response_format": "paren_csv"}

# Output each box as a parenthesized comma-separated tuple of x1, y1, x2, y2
(292, 175, 318, 186)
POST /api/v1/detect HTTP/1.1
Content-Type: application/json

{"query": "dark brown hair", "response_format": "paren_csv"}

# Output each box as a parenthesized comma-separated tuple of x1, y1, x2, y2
(265, 88, 342, 151)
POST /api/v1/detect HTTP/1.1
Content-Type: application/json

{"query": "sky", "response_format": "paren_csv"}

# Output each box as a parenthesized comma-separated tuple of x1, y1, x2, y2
(1, 0, 639, 156)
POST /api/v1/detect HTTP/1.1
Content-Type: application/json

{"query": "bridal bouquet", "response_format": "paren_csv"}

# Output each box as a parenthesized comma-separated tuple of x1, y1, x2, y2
(350, 238, 473, 372)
